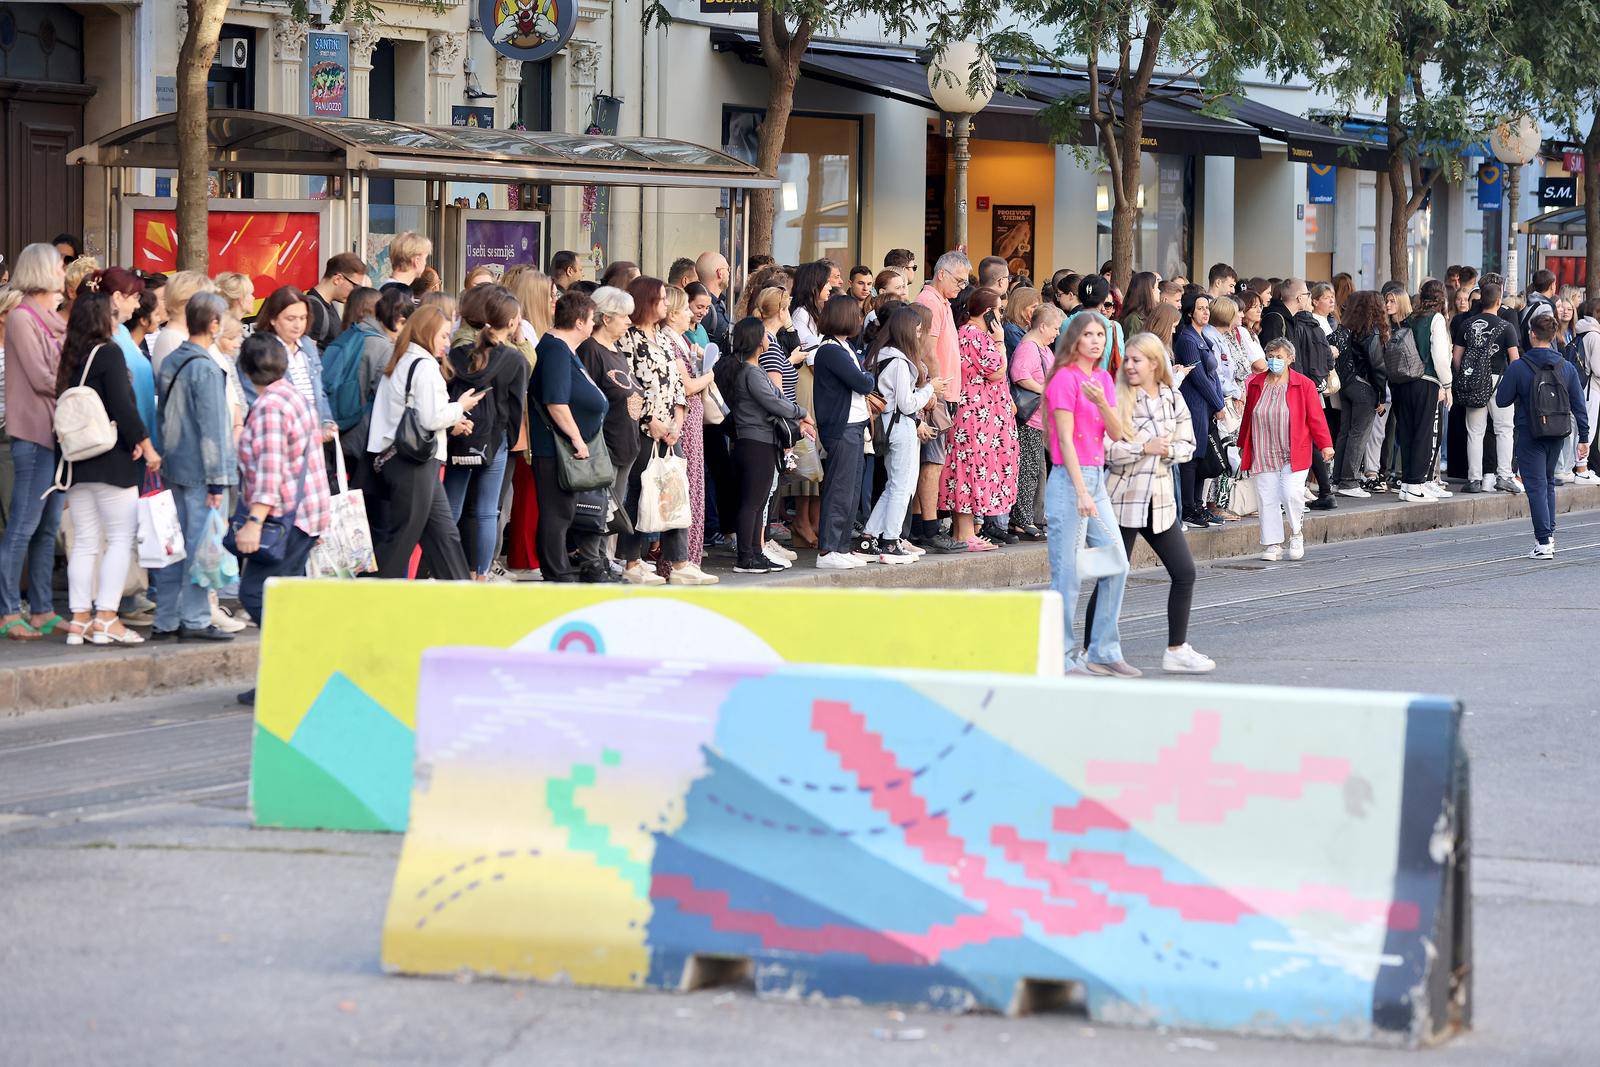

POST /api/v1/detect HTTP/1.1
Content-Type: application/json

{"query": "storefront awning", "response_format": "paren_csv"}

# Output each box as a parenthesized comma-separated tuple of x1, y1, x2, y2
(1523, 207, 1587, 237)
(66, 111, 779, 189)
(711, 31, 1261, 158)
(1195, 96, 1388, 169)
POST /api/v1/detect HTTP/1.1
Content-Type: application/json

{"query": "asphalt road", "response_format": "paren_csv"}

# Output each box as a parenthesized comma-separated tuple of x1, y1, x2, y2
(2, 510, 1597, 1066)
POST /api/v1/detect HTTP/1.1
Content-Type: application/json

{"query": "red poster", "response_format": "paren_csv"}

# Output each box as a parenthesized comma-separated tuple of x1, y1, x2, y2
(131, 209, 322, 313)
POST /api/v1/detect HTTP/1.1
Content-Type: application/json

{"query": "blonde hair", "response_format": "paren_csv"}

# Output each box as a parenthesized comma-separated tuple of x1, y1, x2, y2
(214, 271, 255, 314)
(10, 243, 64, 294)
(387, 304, 451, 376)
(418, 290, 457, 321)
(505, 266, 553, 336)
(388, 231, 433, 273)
(64, 256, 101, 294)
(219, 314, 244, 340)
(1388, 290, 1413, 320)
(1209, 295, 1238, 328)
(1005, 286, 1041, 329)
(1029, 303, 1065, 332)
(755, 286, 789, 321)
(165, 270, 216, 317)
(464, 265, 497, 289)
(0, 287, 24, 321)
(663, 284, 689, 322)
(1115, 332, 1175, 437)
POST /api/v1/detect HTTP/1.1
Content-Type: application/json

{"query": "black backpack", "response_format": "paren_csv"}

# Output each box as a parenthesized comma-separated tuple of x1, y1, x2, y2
(1381, 327, 1425, 383)
(1532, 361, 1573, 439)
(1456, 320, 1498, 408)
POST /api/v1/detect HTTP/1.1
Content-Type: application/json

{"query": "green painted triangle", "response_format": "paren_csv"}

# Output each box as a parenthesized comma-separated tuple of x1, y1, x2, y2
(250, 724, 396, 832)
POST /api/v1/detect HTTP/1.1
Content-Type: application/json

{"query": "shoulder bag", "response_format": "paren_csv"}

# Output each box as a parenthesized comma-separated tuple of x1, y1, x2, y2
(531, 356, 615, 492)
(223, 405, 316, 565)
(391, 358, 439, 463)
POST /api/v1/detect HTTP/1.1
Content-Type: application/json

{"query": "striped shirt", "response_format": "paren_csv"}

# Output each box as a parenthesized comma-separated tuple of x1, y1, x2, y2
(1249, 381, 1292, 473)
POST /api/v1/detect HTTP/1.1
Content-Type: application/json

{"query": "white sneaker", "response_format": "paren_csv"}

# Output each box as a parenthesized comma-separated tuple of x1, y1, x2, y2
(668, 563, 719, 586)
(762, 545, 793, 569)
(1554, 470, 1575, 485)
(485, 561, 516, 583)
(1398, 486, 1431, 502)
(1575, 469, 1600, 484)
(209, 592, 247, 634)
(1528, 541, 1555, 560)
(816, 552, 863, 570)
(899, 539, 926, 556)
(1336, 486, 1370, 498)
(1288, 535, 1304, 560)
(1260, 544, 1283, 562)
(1162, 643, 1217, 674)
(1504, 475, 1525, 494)
(1480, 479, 1497, 493)
(1429, 481, 1453, 498)
(849, 551, 880, 565)
(622, 564, 666, 586)
(768, 542, 798, 561)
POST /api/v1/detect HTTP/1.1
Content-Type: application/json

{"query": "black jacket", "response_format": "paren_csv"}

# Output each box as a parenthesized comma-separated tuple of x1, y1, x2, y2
(1261, 300, 1333, 384)
(61, 342, 149, 489)
(811, 340, 877, 441)
(1344, 330, 1389, 395)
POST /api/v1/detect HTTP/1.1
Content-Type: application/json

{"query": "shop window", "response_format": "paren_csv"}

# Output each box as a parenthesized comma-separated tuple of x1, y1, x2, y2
(0, 3, 83, 83)
(1095, 152, 1193, 280)
(723, 106, 862, 269)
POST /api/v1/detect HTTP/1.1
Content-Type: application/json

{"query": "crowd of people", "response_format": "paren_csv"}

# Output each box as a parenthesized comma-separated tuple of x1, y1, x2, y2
(0, 230, 1592, 679)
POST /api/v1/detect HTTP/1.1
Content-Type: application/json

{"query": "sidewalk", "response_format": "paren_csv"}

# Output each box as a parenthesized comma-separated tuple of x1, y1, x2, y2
(3, 481, 1593, 714)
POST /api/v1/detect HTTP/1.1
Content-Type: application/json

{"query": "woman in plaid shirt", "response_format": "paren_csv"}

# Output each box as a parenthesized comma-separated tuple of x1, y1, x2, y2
(233, 332, 331, 705)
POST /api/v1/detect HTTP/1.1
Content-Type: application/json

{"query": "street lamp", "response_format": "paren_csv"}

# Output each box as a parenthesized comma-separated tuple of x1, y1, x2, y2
(1491, 114, 1541, 296)
(929, 41, 996, 254)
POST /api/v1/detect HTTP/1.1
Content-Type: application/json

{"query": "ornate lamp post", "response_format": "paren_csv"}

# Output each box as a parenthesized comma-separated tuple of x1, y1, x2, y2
(929, 41, 996, 254)
(1492, 114, 1541, 296)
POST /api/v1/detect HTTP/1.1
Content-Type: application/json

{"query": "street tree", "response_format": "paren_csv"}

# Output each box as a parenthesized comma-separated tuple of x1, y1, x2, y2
(1002, 1, 1322, 291)
(174, 1, 377, 273)
(1315, 0, 1504, 290)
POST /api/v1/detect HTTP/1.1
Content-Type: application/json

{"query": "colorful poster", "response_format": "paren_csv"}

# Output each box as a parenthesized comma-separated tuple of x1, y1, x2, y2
(991, 204, 1034, 282)
(131, 209, 321, 307)
(1477, 163, 1503, 211)
(1308, 164, 1336, 204)
(451, 106, 496, 129)
(306, 32, 349, 118)
(465, 217, 543, 275)
(480, 0, 576, 63)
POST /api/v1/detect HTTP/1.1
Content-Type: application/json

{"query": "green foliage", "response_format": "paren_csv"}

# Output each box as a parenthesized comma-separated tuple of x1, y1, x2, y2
(1476, 2, 1600, 141)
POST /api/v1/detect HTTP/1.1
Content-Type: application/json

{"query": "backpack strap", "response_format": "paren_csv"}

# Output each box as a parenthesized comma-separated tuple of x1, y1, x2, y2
(157, 351, 210, 425)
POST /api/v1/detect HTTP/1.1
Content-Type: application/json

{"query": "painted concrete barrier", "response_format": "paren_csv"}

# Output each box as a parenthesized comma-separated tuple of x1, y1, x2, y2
(381, 649, 1469, 1045)
(251, 582, 1064, 832)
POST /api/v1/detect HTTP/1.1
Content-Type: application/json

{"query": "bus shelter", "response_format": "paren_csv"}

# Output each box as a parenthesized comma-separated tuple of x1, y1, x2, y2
(67, 110, 777, 291)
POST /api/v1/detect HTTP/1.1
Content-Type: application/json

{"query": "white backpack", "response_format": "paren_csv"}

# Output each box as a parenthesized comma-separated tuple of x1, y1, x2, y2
(48, 344, 118, 494)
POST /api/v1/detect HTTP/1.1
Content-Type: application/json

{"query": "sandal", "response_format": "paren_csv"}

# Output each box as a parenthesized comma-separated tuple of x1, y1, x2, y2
(65, 618, 92, 647)
(90, 617, 145, 646)
(0, 617, 41, 642)
(30, 613, 65, 637)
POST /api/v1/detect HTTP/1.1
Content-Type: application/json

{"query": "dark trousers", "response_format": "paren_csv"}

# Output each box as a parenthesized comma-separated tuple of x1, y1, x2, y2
(530, 455, 604, 580)
(733, 438, 778, 563)
(377, 455, 470, 580)
(1178, 459, 1201, 518)
(703, 425, 734, 538)
(1517, 435, 1563, 544)
(1309, 415, 1333, 498)
(818, 423, 865, 554)
(1393, 379, 1440, 485)
(616, 444, 687, 563)
(240, 527, 316, 631)
(1086, 516, 1196, 649)
(1333, 379, 1377, 487)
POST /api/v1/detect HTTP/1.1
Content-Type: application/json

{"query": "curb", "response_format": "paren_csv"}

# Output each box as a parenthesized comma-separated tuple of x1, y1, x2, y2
(0, 639, 258, 717)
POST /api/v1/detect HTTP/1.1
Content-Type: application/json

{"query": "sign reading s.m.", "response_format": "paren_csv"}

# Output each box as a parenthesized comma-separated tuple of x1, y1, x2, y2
(1539, 176, 1577, 208)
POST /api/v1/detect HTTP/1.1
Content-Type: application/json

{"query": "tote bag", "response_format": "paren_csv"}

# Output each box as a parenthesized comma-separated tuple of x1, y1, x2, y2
(306, 431, 378, 578)
(634, 441, 691, 533)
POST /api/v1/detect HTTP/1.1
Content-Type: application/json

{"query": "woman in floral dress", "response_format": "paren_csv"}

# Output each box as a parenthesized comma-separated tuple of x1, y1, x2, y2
(939, 289, 1019, 551)
(656, 285, 716, 578)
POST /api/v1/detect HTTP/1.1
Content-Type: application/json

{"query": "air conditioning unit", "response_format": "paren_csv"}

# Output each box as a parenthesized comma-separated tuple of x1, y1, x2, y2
(213, 37, 249, 69)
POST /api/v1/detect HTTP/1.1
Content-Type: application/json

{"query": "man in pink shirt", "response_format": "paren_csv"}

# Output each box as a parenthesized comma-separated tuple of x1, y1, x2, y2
(912, 251, 969, 553)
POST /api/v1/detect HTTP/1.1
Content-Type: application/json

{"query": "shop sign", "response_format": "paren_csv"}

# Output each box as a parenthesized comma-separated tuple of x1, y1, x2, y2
(1563, 149, 1584, 173)
(991, 204, 1035, 282)
(1308, 164, 1336, 204)
(1477, 163, 1502, 211)
(481, 0, 577, 63)
(700, 0, 761, 11)
(306, 32, 349, 117)
(465, 217, 543, 275)
(1539, 176, 1577, 208)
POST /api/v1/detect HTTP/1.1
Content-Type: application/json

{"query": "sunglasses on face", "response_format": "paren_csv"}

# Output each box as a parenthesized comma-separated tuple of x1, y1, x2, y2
(1100, 300, 1116, 310)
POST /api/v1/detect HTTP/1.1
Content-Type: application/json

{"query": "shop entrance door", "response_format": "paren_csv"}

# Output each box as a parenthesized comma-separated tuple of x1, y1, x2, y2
(0, 88, 85, 259)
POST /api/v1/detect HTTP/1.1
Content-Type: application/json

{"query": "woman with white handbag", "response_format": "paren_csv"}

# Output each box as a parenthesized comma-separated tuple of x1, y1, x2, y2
(1043, 313, 1138, 678)
(1083, 334, 1214, 674)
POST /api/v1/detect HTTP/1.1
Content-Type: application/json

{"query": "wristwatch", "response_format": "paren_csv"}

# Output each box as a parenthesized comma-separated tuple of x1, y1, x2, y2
(245, 516, 264, 526)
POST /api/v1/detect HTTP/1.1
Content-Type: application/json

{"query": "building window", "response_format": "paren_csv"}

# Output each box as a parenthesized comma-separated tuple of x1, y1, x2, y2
(723, 106, 862, 269)
(1095, 152, 1193, 279)
(518, 59, 552, 131)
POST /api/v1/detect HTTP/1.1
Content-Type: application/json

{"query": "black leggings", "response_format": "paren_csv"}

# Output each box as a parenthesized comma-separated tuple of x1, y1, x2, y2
(733, 438, 778, 562)
(1085, 517, 1197, 648)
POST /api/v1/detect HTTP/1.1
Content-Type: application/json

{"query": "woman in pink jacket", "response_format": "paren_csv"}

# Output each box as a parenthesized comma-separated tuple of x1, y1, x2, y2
(0, 244, 69, 641)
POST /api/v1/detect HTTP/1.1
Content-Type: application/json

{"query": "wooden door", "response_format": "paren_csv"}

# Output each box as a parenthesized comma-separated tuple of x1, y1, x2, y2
(0, 92, 85, 260)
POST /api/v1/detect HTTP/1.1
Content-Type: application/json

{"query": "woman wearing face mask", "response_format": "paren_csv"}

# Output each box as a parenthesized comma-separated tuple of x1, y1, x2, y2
(1008, 303, 1063, 540)
(1084, 333, 1213, 673)
(1237, 337, 1334, 561)
(1044, 312, 1134, 676)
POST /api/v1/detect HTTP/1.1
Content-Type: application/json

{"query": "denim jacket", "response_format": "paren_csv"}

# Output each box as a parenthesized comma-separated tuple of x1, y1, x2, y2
(155, 340, 238, 489)
(240, 335, 334, 426)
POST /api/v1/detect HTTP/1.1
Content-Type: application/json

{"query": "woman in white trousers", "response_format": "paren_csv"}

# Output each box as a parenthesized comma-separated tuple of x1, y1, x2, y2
(1237, 338, 1335, 562)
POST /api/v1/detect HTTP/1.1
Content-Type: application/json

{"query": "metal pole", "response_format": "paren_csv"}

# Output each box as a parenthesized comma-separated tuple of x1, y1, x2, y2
(1506, 164, 1521, 296)
(953, 113, 972, 253)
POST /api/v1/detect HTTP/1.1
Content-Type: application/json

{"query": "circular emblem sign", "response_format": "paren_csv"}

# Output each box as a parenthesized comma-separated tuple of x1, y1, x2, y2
(480, 0, 576, 63)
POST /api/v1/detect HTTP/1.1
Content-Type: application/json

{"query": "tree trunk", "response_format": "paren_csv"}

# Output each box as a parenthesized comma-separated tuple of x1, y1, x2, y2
(176, 0, 228, 273)
(1109, 104, 1143, 293)
(751, 61, 797, 262)
(1385, 95, 1411, 292)
(1586, 112, 1600, 300)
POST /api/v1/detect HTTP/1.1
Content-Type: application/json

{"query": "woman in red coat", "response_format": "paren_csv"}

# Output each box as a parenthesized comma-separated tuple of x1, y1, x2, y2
(1237, 337, 1334, 562)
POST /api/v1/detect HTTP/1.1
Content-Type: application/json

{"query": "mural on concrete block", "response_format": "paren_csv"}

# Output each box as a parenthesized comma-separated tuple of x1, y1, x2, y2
(382, 650, 1464, 1041)
(251, 583, 1063, 832)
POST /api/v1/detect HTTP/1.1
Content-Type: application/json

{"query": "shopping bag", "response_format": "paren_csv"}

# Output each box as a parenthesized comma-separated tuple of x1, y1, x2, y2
(136, 478, 186, 569)
(634, 441, 691, 533)
(188, 505, 240, 590)
(307, 432, 378, 579)
(791, 436, 823, 483)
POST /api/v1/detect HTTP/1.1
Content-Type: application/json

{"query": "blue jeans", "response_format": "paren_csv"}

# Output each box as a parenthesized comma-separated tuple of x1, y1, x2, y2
(1517, 434, 1563, 544)
(443, 444, 509, 576)
(0, 439, 65, 617)
(1045, 466, 1128, 667)
(153, 483, 216, 631)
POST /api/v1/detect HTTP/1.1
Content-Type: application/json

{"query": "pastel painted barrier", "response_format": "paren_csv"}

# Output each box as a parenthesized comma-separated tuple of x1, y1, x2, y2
(381, 650, 1469, 1045)
(250, 582, 1064, 832)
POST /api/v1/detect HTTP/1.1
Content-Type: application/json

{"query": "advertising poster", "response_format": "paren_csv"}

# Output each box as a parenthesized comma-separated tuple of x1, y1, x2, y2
(991, 205, 1035, 282)
(1477, 163, 1503, 211)
(464, 217, 543, 275)
(1308, 164, 1336, 204)
(131, 209, 321, 310)
(307, 32, 349, 117)
(452, 106, 496, 129)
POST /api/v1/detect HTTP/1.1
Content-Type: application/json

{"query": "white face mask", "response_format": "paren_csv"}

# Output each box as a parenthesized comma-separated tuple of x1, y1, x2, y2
(1266, 356, 1286, 374)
